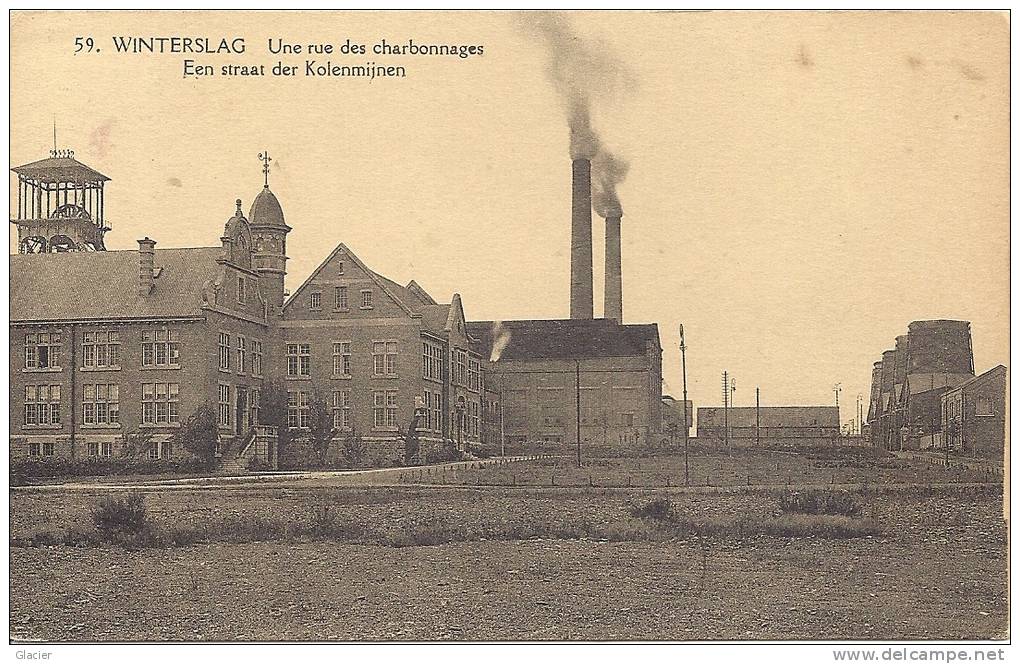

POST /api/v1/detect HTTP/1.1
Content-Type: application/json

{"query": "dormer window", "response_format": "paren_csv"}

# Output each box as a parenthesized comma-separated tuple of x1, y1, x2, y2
(310, 292, 322, 311)
(361, 289, 373, 309)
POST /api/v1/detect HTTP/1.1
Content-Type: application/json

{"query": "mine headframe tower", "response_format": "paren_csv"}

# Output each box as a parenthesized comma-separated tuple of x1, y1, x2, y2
(11, 148, 111, 253)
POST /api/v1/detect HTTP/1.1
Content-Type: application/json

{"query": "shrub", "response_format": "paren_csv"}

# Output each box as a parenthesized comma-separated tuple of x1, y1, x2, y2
(778, 489, 862, 517)
(247, 456, 272, 473)
(173, 404, 219, 470)
(92, 492, 151, 545)
(630, 497, 673, 520)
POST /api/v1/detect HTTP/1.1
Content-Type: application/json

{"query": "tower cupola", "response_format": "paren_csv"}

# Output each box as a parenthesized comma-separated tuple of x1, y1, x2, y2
(248, 151, 290, 309)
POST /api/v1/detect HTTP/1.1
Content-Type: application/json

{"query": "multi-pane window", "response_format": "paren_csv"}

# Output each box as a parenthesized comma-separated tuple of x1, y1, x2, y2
(250, 388, 260, 426)
(82, 384, 120, 426)
(309, 291, 322, 310)
(28, 442, 55, 457)
(236, 335, 247, 374)
(333, 342, 352, 377)
(25, 332, 62, 369)
(287, 391, 310, 429)
(335, 286, 348, 310)
(287, 343, 311, 377)
(468, 358, 480, 392)
(250, 339, 263, 377)
(423, 342, 444, 381)
(148, 440, 172, 461)
(217, 384, 232, 428)
(142, 329, 179, 368)
(237, 276, 247, 304)
(332, 390, 352, 430)
(82, 331, 121, 369)
(373, 341, 397, 376)
(422, 389, 443, 431)
(452, 349, 467, 385)
(142, 383, 180, 425)
(87, 441, 113, 457)
(218, 332, 231, 371)
(469, 401, 480, 438)
(433, 393, 443, 433)
(24, 385, 61, 426)
(373, 390, 398, 429)
(361, 289, 373, 309)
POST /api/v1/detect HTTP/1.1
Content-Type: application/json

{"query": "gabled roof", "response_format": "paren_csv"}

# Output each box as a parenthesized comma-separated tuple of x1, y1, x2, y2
(12, 156, 110, 183)
(903, 371, 973, 397)
(10, 247, 222, 322)
(284, 242, 456, 336)
(946, 364, 1007, 394)
(466, 318, 660, 362)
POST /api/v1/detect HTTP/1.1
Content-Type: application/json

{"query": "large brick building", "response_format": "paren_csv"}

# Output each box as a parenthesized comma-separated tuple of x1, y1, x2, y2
(467, 319, 663, 454)
(865, 320, 978, 451)
(9, 153, 485, 467)
(940, 364, 1007, 459)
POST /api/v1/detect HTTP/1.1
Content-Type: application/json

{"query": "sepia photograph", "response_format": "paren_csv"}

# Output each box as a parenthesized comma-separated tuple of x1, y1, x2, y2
(5, 8, 1011, 657)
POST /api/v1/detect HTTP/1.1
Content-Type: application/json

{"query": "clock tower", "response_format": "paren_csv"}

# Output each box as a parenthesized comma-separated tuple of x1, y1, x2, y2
(248, 151, 291, 310)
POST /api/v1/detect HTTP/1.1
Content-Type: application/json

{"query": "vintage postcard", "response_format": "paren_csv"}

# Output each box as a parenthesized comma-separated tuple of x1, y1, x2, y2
(6, 8, 1010, 656)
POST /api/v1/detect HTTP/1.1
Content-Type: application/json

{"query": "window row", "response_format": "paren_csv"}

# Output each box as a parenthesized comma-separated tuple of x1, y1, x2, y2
(287, 340, 398, 378)
(308, 286, 374, 311)
(219, 332, 264, 376)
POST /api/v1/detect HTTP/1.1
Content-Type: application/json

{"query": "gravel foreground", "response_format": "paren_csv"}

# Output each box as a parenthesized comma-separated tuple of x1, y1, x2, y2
(10, 534, 1006, 642)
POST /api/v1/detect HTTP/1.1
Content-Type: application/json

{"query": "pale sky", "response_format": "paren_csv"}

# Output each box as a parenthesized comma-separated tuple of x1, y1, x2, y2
(9, 11, 1010, 428)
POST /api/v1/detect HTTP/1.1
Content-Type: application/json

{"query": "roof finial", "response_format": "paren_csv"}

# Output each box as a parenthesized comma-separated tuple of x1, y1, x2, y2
(258, 151, 272, 188)
(235, 199, 243, 216)
(52, 118, 57, 156)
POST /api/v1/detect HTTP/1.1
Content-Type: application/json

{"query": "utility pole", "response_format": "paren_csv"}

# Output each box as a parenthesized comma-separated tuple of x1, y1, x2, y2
(834, 383, 842, 442)
(575, 359, 582, 468)
(755, 386, 761, 447)
(499, 375, 505, 457)
(680, 325, 690, 486)
(722, 371, 729, 448)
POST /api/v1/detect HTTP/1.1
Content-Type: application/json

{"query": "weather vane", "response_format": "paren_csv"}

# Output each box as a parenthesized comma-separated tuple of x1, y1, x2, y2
(258, 151, 272, 187)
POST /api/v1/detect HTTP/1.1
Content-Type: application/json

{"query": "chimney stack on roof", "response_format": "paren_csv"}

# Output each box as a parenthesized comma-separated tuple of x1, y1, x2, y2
(138, 237, 156, 296)
(570, 158, 594, 319)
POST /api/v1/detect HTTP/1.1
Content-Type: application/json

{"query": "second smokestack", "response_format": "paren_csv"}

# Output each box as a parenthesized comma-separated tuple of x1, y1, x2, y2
(604, 211, 622, 322)
(570, 158, 594, 319)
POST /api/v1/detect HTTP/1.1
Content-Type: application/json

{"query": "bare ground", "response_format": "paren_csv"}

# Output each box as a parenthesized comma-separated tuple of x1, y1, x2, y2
(9, 484, 1008, 642)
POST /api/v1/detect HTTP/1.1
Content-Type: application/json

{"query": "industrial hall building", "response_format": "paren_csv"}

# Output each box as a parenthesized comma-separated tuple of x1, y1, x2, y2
(9, 150, 487, 467)
(9, 148, 665, 467)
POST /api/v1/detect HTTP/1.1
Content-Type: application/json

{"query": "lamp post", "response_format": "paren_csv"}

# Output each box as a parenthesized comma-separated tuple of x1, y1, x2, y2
(679, 325, 690, 486)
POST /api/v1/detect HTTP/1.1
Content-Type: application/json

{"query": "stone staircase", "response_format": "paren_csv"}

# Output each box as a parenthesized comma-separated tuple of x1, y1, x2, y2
(216, 428, 259, 474)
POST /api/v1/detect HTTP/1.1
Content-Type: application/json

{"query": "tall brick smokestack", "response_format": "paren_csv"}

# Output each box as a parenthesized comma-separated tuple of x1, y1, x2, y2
(570, 158, 594, 319)
(604, 211, 622, 322)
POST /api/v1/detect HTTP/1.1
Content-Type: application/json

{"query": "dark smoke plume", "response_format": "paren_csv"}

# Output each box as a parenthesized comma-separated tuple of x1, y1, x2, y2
(520, 11, 633, 212)
(591, 151, 628, 218)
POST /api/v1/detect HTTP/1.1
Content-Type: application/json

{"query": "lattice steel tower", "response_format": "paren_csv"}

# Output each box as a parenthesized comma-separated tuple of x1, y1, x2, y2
(11, 148, 111, 253)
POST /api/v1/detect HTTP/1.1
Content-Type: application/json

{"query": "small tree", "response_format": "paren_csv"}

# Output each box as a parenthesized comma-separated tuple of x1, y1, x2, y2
(307, 391, 337, 468)
(259, 379, 292, 464)
(342, 427, 367, 469)
(172, 403, 219, 471)
(120, 427, 155, 460)
(404, 418, 421, 466)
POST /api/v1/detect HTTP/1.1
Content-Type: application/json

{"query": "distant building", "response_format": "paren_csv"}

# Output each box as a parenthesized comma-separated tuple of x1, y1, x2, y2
(940, 365, 1006, 459)
(661, 395, 692, 439)
(467, 319, 662, 454)
(696, 406, 839, 444)
(866, 320, 976, 451)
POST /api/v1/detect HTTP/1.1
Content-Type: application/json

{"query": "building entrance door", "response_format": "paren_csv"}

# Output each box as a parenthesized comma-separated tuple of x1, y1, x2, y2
(236, 387, 248, 436)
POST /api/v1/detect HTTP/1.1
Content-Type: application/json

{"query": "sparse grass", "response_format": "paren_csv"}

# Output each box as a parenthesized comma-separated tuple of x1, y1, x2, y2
(629, 496, 880, 539)
(778, 489, 863, 517)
